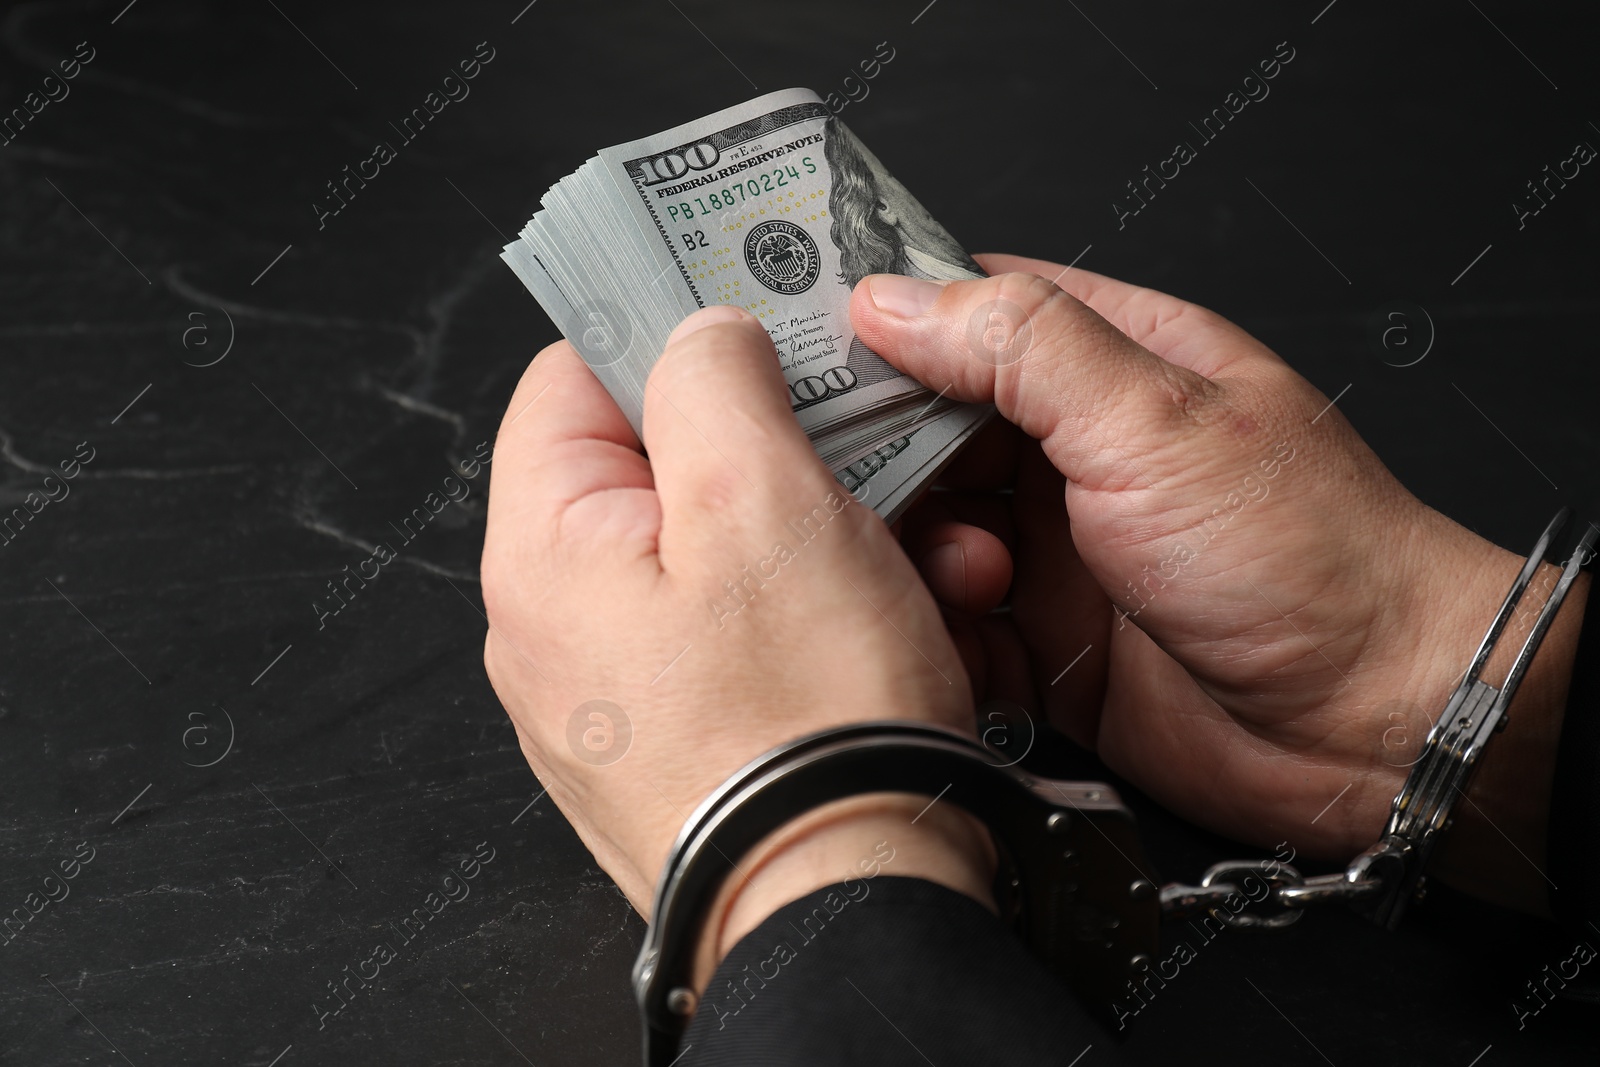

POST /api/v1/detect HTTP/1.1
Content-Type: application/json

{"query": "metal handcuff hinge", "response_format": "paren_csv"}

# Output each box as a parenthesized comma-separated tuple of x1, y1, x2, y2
(633, 510, 1594, 1067)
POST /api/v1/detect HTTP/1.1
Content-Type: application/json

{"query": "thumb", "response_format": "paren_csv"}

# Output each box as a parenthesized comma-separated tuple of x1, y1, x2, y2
(849, 272, 1222, 491)
(643, 305, 857, 555)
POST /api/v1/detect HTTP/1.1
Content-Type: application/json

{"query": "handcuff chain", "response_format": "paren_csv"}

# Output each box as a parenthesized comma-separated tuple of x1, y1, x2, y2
(1157, 860, 1384, 930)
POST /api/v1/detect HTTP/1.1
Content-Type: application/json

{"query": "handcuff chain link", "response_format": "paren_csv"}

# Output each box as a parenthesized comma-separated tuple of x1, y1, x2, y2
(1158, 860, 1384, 930)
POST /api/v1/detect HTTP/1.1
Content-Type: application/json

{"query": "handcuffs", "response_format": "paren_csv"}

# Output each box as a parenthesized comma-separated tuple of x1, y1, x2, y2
(634, 509, 1597, 1066)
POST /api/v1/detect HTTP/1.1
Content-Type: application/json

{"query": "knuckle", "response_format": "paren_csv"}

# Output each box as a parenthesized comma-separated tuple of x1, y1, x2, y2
(970, 273, 1094, 423)
(950, 273, 1072, 406)
(482, 630, 501, 687)
(1151, 360, 1223, 425)
(1001, 269, 1074, 314)
(1001, 271, 1094, 356)
(480, 528, 547, 633)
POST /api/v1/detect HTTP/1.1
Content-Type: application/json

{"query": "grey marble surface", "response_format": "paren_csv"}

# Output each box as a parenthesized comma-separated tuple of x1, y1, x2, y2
(2, 0, 1597, 1064)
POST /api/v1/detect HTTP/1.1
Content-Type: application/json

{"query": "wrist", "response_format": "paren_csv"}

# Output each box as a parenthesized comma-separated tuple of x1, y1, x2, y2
(1331, 512, 1516, 858)
(1429, 565, 1588, 914)
(687, 792, 997, 994)
(1368, 514, 1589, 914)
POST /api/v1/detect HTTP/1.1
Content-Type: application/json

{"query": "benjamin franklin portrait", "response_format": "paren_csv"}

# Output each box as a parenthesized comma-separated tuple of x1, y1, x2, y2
(824, 115, 984, 288)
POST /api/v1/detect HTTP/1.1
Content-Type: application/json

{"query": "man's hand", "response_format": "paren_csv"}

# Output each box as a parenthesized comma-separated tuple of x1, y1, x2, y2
(852, 254, 1587, 913)
(481, 306, 993, 980)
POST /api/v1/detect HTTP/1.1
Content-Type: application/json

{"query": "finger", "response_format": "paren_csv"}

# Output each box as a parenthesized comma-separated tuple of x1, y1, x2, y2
(972, 253, 1281, 376)
(485, 340, 656, 567)
(849, 271, 1225, 490)
(500, 338, 643, 456)
(642, 306, 847, 562)
(902, 517, 1012, 616)
(900, 490, 1017, 561)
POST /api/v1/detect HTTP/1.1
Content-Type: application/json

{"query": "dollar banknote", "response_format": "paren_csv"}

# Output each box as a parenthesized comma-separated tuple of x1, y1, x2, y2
(502, 88, 994, 522)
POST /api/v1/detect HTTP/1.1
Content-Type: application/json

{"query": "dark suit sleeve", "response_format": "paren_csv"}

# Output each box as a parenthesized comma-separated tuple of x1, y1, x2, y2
(680, 876, 1118, 1067)
(1548, 595, 1599, 929)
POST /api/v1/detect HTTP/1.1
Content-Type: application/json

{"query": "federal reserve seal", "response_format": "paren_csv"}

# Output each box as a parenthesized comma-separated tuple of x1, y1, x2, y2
(744, 220, 821, 294)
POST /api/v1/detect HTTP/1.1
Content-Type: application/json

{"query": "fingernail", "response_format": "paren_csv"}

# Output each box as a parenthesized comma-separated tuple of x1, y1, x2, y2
(867, 275, 946, 318)
(919, 541, 966, 606)
(666, 304, 748, 346)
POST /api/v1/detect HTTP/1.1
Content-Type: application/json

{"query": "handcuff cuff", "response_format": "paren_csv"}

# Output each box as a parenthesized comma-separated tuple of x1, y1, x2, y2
(633, 509, 1597, 1066)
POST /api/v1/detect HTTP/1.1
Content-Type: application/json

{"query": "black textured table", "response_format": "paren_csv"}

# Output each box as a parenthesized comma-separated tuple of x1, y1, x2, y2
(3, 1, 1597, 1064)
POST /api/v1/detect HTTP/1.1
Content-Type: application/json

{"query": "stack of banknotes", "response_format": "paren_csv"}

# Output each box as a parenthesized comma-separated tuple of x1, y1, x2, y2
(501, 88, 994, 523)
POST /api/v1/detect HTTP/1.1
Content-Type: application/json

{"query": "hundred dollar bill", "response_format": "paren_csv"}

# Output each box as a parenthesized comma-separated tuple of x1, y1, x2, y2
(502, 88, 993, 523)
(593, 87, 984, 437)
